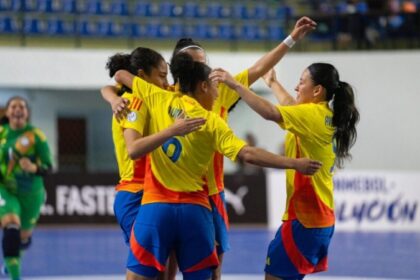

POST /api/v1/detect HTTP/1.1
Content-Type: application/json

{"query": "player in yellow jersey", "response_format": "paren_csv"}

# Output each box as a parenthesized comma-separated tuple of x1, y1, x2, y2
(210, 40, 360, 279)
(168, 17, 316, 279)
(102, 47, 204, 280)
(113, 53, 322, 280)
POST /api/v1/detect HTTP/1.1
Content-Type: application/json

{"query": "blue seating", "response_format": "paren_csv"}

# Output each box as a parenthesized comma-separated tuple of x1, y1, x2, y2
(270, 5, 293, 20)
(133, 1, 150, 16)
(78, 18, 99, 36)
(0, 0, 14, 11)
(207, 3, 223, 18)
(38, 0, 63, 13)
(160, 1, 175, 17)
(232, 3, 247, 19)
(218, 22, 234, 40)
(131, 22, 147, 38)
(184, 2, 199, 18)
(22, 0, 39, 12)
(110, 0, 128, 16)
(267, 24, 285, 41)
(183, 22, 209, 39)
(356, 2, 368, 14)
(24, 17, 47, 34)
(47, 18, 75, 35)
(0, 16, 19, 33)
(83, 0, 111, 15)
(249, 4, 268, 20)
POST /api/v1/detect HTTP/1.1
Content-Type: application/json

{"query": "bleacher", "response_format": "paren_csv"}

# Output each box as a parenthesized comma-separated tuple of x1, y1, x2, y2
(0, 0, 419, 50)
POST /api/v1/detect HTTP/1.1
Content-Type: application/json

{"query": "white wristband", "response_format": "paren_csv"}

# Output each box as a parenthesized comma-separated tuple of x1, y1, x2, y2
(283, 35, 296, 48)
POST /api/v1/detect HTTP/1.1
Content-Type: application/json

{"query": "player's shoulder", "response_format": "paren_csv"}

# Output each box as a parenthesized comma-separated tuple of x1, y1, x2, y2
(31, 126, 48, 141)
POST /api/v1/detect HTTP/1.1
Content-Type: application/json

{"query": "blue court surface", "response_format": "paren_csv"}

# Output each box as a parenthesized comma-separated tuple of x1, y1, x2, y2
(1, 226, 418, 279)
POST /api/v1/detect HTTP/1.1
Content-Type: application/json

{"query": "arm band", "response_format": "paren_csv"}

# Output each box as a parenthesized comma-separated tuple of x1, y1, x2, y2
(283, 35, 296, 48)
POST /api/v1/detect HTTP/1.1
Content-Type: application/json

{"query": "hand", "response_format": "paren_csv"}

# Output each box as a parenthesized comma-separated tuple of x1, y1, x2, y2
(294, 158, 322, 175)
(112, 97, 130, 121)
(262, 69, 277, 88)
(170, 116, 206, 137)
(290, 16, 317, 41)
(19, 157, 37, 173)
(209, 68, 241, 90)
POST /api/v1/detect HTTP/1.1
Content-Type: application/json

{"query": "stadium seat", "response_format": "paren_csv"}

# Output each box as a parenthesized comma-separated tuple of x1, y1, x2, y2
(267, 24, 285, 41)
(183, 2, 199, 18)
(84, 0, 111, 15)
(0, 0, 12, 11)
(24, 17, 47, 35)
(22, 0, 38, 12)
(47, 18, 75, 35)
(110, 0, 128, 16)
(270, 5, 293, 20)
(133, 1, 151, 16)
(0, 16, 19, 33)
(62, 0, 76, 13)
(38, 0, 63, 13)
(232, 3, 247, 19)
(249, 4, 268, 20)
(218, 22, 234, 40)
(183, 22, 209, 39)
(160, 1, 175, 17)
(241, 23, 265, 40)
(356, 2, 368, 14)
(207, 3, 223, 18)
(78, 18, 99, 36)
(131, 22, 147, 38)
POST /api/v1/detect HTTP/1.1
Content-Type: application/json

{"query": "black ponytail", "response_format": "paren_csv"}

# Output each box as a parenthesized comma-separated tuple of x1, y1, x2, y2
(170, 53, 211, 95)
(308, 63, 360, 168)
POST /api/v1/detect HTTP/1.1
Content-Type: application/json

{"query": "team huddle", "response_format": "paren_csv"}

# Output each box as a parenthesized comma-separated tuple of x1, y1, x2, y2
(102, 16, 359, 280)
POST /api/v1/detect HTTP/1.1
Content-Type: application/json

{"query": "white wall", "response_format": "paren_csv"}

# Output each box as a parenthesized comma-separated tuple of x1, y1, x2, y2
(0, 47, 419, 172)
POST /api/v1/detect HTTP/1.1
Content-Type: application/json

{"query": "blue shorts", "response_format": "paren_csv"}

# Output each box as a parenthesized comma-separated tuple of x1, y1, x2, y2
(113, 190, 143, 245)
(127, 203, 219, 280)
(210, 191, 230, 255)
(265, 220, 334, 279)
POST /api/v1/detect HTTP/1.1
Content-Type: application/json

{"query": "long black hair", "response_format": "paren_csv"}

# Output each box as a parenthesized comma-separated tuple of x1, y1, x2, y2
(307, 63, 360, 168)
(169, 53, 211, 95)
(106, 47, 164, 95)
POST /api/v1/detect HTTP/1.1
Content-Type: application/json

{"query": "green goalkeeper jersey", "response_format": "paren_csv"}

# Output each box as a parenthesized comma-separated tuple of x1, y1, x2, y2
(0, 123, 52, 194)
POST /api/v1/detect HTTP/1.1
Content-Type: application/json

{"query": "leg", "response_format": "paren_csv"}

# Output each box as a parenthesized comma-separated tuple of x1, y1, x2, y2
(209, 192, 230, 280)
(128, 204, 176, 280)
(177, 204, 218, 280)
(0, 188, 22, 280)
(265, 273, 282, 280)
(2, 214, 22, 280)
(159, 251, 178, 280)
(211, 253, 223, 280)
(127, 268, 157, 280)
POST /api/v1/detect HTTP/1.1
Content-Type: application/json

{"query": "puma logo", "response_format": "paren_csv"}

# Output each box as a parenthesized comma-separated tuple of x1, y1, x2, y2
(225, 186, 248, 215)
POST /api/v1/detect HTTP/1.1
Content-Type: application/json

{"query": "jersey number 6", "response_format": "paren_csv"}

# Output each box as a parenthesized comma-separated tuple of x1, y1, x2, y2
(162, 137, 182, 163)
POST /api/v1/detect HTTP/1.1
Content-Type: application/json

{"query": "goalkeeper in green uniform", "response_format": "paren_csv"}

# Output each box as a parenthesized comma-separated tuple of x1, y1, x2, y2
(0, 96, 52, 280)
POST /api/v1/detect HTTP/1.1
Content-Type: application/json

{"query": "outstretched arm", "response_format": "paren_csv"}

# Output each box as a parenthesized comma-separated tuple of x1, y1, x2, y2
(247, 16, 316, 85)
(237, 145, 321, 175)
(262, 69, 296, 106)
(210, 68, 283, 123)
(124, 117, 206, 159)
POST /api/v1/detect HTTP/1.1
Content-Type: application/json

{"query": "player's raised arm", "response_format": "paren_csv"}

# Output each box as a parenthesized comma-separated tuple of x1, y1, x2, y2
(262, 68, 296, 106)
(247, 16, 316, 85)
(210, 68, 283, 123)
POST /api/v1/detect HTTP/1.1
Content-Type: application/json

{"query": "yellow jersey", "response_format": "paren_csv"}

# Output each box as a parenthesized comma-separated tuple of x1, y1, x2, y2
(207, 70, 249, 195)
(132, 76, 247, 209)
(277, 102, 336, 228)
(112, 91, 149, 192)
